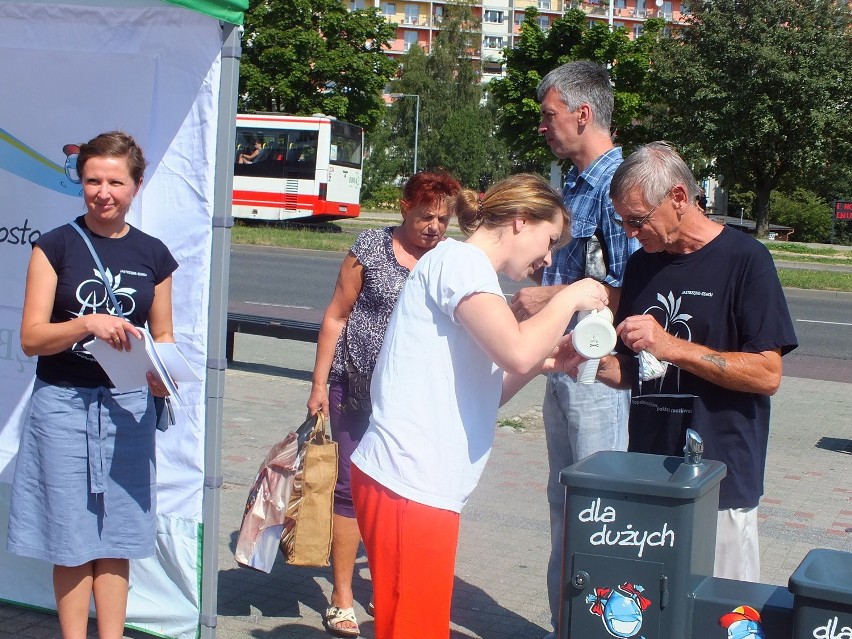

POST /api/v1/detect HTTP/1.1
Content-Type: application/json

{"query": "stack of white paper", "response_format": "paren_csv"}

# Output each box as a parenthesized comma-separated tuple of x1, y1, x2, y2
(84, 327, 200, 402)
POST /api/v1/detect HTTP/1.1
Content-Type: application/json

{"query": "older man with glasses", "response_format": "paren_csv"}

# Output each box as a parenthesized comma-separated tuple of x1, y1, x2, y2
(610, 188, 672, 231)
(582, 141, 798, 583)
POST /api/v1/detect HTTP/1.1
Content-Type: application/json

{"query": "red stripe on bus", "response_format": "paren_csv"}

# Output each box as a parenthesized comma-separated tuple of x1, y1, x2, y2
(233, 190, 320, 207)
(233, 190, 360, 218)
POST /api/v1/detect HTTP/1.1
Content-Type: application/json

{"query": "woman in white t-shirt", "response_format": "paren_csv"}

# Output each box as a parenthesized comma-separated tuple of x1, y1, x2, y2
(350, 173, 608, 639)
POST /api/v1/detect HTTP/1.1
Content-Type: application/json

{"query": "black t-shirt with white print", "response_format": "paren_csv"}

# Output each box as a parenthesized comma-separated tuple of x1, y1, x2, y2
(615, 226, 797, 509)
(34, 215, 178, 388)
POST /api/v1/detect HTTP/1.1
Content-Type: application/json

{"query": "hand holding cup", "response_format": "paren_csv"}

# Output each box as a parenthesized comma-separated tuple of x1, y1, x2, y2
(571, 307, 617, 384)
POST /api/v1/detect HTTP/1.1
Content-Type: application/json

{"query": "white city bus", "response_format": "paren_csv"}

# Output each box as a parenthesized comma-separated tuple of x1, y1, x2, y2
(232, 113, 363, 222)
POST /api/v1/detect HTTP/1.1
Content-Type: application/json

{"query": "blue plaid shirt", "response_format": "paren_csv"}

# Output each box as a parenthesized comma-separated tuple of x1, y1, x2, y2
(542, 147, 639, 288)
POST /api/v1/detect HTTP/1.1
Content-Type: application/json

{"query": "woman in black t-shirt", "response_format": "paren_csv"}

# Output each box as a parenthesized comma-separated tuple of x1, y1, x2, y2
(6, 131, 178, 638)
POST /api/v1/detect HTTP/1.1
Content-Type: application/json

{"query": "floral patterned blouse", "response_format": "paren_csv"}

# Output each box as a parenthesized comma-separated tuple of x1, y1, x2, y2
(329, 227, 410, 382)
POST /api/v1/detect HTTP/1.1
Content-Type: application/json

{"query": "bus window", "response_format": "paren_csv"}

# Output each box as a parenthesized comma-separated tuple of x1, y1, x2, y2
(234, 127, 288, 179)
(283, 131, 318, 179)
(330, 137, 362, 167)
(330, 121, 363, 168)
(234, 128, 268, 161)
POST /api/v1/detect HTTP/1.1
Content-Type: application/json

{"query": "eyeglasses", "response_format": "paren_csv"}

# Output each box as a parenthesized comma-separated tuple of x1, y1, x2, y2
(611, 189, 673, 230)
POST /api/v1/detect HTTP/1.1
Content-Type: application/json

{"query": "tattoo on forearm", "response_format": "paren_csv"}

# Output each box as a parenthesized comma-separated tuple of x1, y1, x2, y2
(702, 354, 727, 371)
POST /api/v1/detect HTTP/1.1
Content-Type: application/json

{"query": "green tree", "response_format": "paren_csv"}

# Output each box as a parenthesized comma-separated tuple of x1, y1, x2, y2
(647, 0, 852, 237)
(431, 103, 511, 188)
(408, 0, 500, 183)
(361, 108, 405, 208)
(770, 189, 833, 243)
(239, 0, 398, 130)
(366, 1, 511, 189)
(385, 44, 431, 180)
(489, 8, 664, 174)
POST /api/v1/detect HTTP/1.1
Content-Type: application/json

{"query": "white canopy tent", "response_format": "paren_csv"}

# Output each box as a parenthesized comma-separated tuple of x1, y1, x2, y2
(0, 1, 244, 636)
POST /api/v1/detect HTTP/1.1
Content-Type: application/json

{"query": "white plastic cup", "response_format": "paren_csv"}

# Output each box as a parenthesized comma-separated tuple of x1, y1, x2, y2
(571, 308, 616, 385)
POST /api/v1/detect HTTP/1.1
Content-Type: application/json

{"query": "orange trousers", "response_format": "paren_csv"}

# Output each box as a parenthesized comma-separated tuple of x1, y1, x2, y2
(351, 464, 460, 639)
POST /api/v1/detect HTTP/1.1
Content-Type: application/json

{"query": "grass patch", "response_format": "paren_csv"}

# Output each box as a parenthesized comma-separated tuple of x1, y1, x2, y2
(765, 242, 852, 265)
(498, 417, 526, 431)
(777, 268, 852, 292)
(232, 221, 355, 252)
(767, 253, 852, 266)
(231, 215, 465, 250)
(765, 242, 850, 256)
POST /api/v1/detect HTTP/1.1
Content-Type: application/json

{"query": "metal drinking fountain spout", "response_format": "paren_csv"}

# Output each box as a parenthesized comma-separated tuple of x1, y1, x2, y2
(684, 429, 703, 465)
(668, 429, 705, 483)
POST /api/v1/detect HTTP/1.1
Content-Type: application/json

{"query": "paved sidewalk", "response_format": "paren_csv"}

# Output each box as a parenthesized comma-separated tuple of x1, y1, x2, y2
(1, 335, 850, 638)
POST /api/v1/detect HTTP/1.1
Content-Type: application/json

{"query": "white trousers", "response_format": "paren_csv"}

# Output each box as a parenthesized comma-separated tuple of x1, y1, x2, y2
(714, 506, 760, 582)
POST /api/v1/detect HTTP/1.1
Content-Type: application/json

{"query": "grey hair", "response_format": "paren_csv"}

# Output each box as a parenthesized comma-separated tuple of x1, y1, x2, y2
(537, 60, 614, 132)
(610, 142, 702, 206)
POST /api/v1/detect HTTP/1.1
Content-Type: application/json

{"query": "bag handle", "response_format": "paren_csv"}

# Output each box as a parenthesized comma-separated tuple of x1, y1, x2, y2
(310, 410, 328, 442)
(296, 410, 329, 450)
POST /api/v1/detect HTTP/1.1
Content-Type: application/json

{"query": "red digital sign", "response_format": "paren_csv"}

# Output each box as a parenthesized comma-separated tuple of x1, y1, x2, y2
(835, 200, 852, 220)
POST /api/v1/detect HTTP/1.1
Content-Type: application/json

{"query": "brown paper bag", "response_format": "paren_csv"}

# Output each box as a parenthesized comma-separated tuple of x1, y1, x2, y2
(234, 414, 319, 572)
(280, 411, 338, 567)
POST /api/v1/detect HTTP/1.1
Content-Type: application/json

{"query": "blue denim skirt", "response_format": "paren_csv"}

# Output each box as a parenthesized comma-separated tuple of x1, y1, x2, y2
(6, 379, 157, 566)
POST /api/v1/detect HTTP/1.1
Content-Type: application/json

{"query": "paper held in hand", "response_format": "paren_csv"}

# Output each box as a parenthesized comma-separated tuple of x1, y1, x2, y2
(83, 328, 200, 401)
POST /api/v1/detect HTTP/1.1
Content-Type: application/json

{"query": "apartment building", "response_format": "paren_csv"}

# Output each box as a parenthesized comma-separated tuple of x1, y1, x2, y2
(347, 0, 688, 82)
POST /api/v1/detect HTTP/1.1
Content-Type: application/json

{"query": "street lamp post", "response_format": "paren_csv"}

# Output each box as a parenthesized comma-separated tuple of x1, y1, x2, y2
(390, 92, 420, 175)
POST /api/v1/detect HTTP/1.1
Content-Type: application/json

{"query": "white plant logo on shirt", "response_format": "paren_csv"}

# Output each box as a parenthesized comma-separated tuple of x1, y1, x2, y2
(644, 292, 692, 342)
(75, 267, 137, 318)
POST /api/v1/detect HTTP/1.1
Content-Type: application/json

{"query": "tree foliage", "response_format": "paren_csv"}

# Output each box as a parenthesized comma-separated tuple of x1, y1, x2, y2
(361, 106, 404, 207)
(239, 0, 398, 130)
(647, 0, 852, 237)
(430, 102, 511, 188)
(770, 189, 834, 243)
(489, 9, 664, 174)
(363, 1, 511, 192)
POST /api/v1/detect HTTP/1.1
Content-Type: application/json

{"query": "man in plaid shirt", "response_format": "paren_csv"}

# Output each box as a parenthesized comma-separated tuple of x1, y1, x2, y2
(510, 60, 639, 639)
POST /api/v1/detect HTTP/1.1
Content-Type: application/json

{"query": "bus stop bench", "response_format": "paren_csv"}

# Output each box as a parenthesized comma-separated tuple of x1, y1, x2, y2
(226, 313, 321, 363)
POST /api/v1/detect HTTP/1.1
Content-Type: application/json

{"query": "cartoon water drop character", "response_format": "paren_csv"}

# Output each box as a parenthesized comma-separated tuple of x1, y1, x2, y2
(586, 582, 652, 638)
(63, 144, 81, 183)
(719, 605, 766, 639)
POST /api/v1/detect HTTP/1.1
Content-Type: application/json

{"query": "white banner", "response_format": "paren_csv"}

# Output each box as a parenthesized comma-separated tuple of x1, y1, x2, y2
(0, 3, 221, 637)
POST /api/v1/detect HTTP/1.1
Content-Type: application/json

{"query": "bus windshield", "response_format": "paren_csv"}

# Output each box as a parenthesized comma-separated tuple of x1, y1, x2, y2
(329, 121, 362, 169)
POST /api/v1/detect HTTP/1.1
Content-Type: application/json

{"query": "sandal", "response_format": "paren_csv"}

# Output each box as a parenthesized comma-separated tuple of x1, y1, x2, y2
(323, 606, 360, 638)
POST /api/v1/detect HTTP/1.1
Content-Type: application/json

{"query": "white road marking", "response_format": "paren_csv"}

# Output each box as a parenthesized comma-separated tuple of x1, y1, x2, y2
(796, 319, 852, 326)
(243, 301, 313, 310)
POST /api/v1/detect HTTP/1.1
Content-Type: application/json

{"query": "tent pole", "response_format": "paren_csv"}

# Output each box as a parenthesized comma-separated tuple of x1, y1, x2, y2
(200, 20, 241, 639)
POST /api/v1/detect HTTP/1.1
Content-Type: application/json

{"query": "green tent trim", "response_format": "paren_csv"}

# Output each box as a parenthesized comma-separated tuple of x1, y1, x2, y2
(162, 0, 247, 24)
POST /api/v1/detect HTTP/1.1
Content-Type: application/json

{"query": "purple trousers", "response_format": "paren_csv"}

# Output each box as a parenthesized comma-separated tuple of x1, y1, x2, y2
(328, 380, 371, 518)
